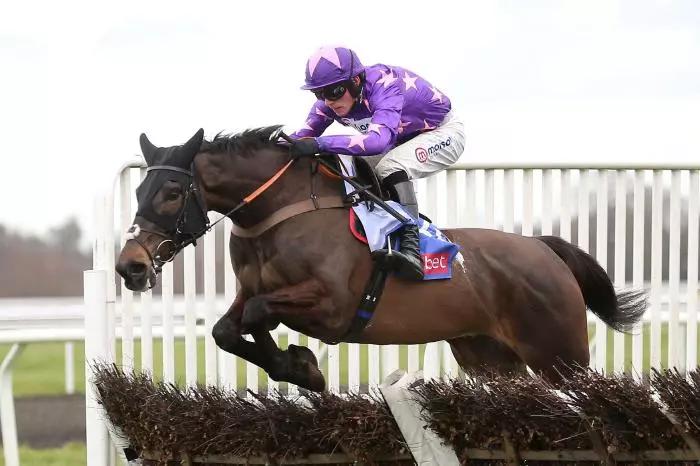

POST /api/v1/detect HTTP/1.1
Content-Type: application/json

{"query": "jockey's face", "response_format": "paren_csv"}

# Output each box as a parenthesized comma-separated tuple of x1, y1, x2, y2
(312, 76, 361, 117)
(325, 89, 354, 117)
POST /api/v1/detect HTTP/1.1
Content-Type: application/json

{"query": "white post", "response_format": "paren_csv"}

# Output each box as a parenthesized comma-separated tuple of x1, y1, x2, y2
(161, 262, 175, 384)
(184, 244, 198, 387)
(613, 171, 627, 374)
(650, 171, 664, 369)
(559, 169, 572, 241)
(577, 169, 590, 253)
(119, 170, 135, 371)
(140, 290, 153, 374)
(84, 269, 110, 466)
(0, 343, 24, 466)
(503, 169, 514, 233)
(668, 170, 681, 369)
(380, 370, 459, 465)
(327, 343, 340, 393)
(423, 342, 441, 381)
(381, 345, 399, 381)
(687, 171, 699, 371)
(65, 342, 75, 394)
(348, 343, 360, 394)
(446, 170, 459, 228)
(218, 218, 237, 389)
(367, 344, 380, 388)
(441, 341, 458, 381)
(541, 169, 553, 235)
(595, 170, 609, 372)
(631, 170, 645, 379)
(204, 213, 218, 387)
(522, 169, 534, 236)
(484, 170, 495, 228)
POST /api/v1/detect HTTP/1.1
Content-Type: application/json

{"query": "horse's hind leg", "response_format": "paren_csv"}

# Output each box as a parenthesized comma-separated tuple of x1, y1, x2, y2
(448, 335, 527, 376)
(513, 325, 590, 383)
(506, 302, 590, 383)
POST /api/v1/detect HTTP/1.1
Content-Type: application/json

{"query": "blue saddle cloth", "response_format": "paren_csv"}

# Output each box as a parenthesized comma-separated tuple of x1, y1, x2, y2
(337, 153, 461, 281)
(350, 200, 460, 280)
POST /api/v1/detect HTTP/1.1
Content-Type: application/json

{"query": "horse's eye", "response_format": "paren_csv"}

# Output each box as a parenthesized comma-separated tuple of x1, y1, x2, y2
(166, 191, 181, 201)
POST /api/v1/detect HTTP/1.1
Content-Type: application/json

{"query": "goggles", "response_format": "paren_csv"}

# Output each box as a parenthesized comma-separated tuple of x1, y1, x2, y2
(312, 81, 349, 101)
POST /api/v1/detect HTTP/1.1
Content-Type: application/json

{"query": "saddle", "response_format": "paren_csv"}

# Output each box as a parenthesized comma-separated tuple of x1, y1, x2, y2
(321, 155, 432, 242)
(320, 155, 389, 244)
(320, 154, 386, 202)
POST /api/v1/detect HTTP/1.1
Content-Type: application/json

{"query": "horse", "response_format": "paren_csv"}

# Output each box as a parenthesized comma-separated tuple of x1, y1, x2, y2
(115, 127, 646, 391)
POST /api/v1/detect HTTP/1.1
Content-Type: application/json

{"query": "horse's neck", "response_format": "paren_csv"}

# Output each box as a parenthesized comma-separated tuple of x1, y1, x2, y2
(197, 154, 341, 228)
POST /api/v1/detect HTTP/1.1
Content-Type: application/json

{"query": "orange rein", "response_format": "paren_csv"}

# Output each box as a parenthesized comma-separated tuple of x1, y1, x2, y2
(242, 159, 295, 204)
(319, 163, 343, 180)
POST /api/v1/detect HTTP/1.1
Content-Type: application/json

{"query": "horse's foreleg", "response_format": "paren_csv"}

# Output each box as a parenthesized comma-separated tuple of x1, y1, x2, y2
(213, 291, 326, 391)
(251, 330, 325, 391)
(212, 293, 278, 370)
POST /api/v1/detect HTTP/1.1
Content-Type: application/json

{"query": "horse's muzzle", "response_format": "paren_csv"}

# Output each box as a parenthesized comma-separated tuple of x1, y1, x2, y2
(116, 259, 156, 292)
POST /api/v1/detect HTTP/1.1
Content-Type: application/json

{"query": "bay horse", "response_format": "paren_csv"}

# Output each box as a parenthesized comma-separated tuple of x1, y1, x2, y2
(115, 127, 646, 391)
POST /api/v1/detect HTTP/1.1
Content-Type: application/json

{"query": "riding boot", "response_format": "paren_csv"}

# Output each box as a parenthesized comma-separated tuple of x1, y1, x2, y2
(372, 176, 424, 281)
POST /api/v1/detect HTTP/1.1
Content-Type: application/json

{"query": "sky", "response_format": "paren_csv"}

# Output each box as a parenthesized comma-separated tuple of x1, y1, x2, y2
(1, 0, 699, 243)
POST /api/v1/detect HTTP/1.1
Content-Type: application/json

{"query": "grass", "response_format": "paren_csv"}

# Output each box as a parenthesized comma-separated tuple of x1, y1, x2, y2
(0, 323, 698, 397)
(0, 443, 86, 466)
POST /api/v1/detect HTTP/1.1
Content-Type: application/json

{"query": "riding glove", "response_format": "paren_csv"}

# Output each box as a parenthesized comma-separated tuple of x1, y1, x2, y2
(290, 138, 320, 158)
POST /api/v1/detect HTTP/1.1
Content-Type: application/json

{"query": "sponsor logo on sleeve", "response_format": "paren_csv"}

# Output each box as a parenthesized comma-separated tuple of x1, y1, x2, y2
(415, 147, 428, 163)
(427, 137, 452, 155)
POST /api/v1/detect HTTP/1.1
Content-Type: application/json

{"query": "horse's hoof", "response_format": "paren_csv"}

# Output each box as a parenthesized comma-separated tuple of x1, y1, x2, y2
(303, 371, 326, 392)
(287, 344, 319, 366)
(297, 364, 325, 392)
(287, 345, 325, 392)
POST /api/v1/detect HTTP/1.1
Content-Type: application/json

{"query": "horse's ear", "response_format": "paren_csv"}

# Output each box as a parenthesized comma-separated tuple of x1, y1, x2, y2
(183, 128, 204, 156)
(174, 128, 204, 166)
(139, 133, 157, 166)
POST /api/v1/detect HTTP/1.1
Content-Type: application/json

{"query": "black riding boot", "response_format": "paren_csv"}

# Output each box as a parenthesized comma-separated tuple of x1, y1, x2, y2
(372, 176, 424, 281)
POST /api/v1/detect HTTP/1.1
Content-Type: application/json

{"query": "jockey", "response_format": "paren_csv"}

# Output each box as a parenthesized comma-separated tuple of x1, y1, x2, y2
(290, 46, 465, 281)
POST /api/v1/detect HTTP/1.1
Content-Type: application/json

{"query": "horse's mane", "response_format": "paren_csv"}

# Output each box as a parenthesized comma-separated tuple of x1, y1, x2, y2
(200, 125, 284, 157)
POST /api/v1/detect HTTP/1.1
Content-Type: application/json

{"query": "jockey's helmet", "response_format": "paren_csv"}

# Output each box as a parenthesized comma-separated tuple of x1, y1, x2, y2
(301, 46, 365, 94)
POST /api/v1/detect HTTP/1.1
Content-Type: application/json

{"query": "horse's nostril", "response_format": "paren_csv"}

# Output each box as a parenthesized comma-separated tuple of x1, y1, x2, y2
(127, 262, 147, 277)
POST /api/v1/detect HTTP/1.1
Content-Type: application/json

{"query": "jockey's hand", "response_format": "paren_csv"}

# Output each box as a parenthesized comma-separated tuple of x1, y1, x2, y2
(290, 138, 320, 158)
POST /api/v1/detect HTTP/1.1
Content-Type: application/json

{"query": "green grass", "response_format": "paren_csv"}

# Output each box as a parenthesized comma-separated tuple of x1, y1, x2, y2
(0, 342, 86, 396)
(0, 443, 86, 466)
(0, 323, 698, 397)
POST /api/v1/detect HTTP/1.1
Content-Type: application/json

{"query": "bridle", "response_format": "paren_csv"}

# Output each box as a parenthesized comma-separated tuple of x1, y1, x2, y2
(125, 130, 297, 288)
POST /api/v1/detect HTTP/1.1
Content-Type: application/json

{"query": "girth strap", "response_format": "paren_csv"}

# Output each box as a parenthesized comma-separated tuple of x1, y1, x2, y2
(230, 195, 346, 238)
(342, 263, 389, 341)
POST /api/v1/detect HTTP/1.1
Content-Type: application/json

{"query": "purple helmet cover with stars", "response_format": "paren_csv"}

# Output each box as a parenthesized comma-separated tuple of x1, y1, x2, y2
(302, 46, 365, 90)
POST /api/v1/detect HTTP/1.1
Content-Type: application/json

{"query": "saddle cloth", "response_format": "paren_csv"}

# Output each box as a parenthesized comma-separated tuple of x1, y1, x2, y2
(338, 155, 461, 281)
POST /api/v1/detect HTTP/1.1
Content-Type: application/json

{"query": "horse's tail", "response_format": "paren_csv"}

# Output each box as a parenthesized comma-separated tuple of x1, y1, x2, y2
(536, 235, 647, 333)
